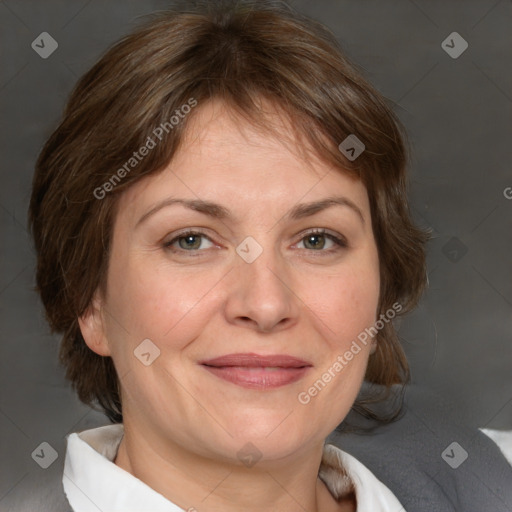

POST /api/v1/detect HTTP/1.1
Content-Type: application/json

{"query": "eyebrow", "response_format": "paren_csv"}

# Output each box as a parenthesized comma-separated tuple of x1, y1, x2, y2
(136, 195, 365, 227)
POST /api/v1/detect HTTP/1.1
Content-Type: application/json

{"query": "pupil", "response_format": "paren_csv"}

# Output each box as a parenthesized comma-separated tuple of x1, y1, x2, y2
(180, 235, 200, 249)
(306, 234, 324, 249)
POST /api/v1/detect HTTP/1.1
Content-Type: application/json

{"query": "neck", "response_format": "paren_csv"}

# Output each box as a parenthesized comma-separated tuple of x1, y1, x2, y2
(114, 420, 353, 512)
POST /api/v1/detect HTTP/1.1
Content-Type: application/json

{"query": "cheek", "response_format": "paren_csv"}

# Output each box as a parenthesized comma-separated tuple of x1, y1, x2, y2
(292, 259, 380, 437)
(343, 270, 380, 335)
(303, 256, 380, 348)
(103, 253, 225, 359)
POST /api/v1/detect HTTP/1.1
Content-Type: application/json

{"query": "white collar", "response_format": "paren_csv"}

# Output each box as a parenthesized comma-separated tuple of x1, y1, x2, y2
(63, 424, 405, 512)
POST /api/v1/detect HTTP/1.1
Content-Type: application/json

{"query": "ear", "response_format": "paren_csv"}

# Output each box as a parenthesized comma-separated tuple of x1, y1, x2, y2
(78, 292, 111, 357)
(369, 338, 377, 355)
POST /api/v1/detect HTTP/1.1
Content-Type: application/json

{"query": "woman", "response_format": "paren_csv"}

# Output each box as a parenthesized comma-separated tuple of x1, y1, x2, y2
(29, 1, 431, 510)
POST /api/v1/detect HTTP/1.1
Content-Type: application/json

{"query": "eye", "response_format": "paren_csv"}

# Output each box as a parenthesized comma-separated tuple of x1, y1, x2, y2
(162, 228, 347, 256)
(163, 230, 215, 252)
(295, 229, 347, 253)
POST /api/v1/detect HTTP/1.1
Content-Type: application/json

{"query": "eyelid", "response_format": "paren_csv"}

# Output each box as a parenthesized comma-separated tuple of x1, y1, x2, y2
(292, 228, 348, 252)
(162, 228, 218, 250)
(294, 227, 347, 244)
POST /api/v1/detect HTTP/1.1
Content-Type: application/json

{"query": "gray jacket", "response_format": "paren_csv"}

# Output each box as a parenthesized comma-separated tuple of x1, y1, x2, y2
(328, 384, 512, 511)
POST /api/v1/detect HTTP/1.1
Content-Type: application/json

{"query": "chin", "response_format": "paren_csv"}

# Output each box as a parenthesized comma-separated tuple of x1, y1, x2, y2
(217, 414, 317, 459)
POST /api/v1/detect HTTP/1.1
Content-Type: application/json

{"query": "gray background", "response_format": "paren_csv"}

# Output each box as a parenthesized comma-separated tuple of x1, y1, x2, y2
(1, 0, 511, 507)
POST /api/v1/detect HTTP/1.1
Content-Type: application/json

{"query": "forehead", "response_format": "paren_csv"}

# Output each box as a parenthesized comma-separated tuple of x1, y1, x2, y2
(117, 99, 370, 224)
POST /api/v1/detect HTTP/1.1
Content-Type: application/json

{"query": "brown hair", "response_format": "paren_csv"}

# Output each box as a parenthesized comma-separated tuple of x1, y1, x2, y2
(29, 0, 429, 424)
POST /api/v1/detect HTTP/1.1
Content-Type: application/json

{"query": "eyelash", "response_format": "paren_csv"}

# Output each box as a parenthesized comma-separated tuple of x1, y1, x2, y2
(162, 228, 348, 256)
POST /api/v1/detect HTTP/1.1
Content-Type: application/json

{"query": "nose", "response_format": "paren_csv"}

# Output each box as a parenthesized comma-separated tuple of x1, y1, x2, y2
(224, 244, 299, 333)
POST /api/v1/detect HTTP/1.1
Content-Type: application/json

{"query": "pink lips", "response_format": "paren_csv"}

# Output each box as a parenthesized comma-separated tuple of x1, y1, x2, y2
(199, 353, 312, 389)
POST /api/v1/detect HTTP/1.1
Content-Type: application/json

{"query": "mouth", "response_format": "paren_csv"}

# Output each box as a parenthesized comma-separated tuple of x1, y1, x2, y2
(198, 353, 313, 389)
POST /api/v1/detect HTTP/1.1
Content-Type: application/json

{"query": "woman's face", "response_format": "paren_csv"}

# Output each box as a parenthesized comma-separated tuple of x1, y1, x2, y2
(82, 99, 380, 464)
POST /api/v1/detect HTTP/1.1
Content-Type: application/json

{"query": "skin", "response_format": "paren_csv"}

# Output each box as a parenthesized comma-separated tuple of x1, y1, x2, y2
(79, 99, 381, 512)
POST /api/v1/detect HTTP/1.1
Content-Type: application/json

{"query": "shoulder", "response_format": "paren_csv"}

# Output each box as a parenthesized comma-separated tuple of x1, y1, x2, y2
(327, 384, 512, 512)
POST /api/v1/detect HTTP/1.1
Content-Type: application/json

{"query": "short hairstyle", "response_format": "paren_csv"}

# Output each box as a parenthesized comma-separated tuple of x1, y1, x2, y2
(29, 0, 429, 424)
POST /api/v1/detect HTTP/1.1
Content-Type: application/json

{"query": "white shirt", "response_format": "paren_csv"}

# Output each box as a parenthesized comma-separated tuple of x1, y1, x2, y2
(479, 428, 512, 467)
(63, 424, 405, 512)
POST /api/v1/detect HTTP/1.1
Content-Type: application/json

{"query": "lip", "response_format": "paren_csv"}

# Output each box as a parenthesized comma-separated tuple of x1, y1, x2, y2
(199, 353, 312, 389)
